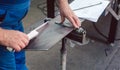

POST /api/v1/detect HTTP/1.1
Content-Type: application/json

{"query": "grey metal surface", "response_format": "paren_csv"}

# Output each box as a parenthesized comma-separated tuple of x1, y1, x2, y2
(25, 16, 73, 51)
(24, 0, 120, 70)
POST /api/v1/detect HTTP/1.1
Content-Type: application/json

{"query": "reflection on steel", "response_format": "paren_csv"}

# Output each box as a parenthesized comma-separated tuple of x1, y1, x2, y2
(25, 16, 73, 51)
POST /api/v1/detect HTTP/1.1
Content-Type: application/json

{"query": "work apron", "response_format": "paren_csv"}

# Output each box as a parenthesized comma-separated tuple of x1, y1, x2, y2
(0, 1, 30, 70)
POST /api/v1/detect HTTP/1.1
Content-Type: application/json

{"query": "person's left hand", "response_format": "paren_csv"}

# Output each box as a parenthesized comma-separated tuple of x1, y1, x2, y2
(59, 0, 81, 28)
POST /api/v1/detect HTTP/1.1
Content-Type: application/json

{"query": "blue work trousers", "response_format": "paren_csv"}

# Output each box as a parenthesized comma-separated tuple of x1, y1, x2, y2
(0, 1, 30, 70)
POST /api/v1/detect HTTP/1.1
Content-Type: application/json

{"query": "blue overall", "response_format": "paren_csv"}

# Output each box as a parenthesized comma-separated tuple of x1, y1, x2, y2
(0, 1, 30, 70)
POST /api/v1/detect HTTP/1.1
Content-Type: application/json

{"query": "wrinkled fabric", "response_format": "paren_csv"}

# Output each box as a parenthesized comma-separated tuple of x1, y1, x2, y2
(0, 1, 30, 70)
(0, 0, 29, 4)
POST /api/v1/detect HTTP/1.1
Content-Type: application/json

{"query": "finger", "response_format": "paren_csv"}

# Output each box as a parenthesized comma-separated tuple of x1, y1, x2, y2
(20, 32, 29, 41)
(73, 16, 81, 27)
(21, 33, 29, 46)
(19, 32, 29, 46)
(17, 39, 26, 49)
(24, 34, 29, 41)
(19, 43, 25, 50)
(60, 13, 65, 23)
(13, 45, 21, 52)
(68, 16, 78, 28)
(21, 37, 29, 46)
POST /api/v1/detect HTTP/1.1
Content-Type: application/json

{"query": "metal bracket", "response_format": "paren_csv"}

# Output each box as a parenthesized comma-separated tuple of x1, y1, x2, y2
(106, 2, 120, 21)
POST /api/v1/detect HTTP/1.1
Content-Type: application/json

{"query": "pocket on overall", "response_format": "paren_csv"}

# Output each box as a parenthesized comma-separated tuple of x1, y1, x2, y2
(3, 9, 28, 26)
(0, 9, 6, 22)
(0, 8, 28, 30)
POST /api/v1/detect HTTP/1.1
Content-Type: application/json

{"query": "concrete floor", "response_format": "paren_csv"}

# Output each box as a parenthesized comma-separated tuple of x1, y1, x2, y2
(23, 0, 120, 70)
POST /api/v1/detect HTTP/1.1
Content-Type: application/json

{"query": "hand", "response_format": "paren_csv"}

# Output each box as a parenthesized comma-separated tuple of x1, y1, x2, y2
(0, 28, 29, 52)
(58, 0, 81, 28)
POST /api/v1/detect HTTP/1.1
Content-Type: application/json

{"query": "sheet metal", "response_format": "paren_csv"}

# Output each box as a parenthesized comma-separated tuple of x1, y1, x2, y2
(25, 16, 73, 51)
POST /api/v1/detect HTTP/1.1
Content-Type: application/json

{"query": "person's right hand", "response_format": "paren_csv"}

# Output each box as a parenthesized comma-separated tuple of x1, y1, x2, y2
(0, 28, 29, 52)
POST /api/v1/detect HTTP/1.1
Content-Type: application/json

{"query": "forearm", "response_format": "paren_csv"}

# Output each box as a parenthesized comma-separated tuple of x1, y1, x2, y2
(58, 0, 71, 14)
(58, 0, 69, 7)
(58, 0, 68, 4)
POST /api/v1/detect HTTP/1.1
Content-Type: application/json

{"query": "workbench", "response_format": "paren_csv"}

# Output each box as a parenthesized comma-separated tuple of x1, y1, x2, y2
(47, 0, 120, 44)
(46, 0, 120, 70)
(26, 0, 120, 70)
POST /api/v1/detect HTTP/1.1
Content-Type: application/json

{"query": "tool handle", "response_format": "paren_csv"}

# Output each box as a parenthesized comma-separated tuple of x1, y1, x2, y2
(7, 30, 39, 52)
(7, 47, 14, 52)
(27, 30, 39, 40)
